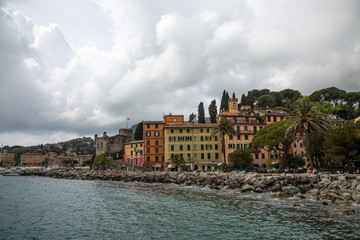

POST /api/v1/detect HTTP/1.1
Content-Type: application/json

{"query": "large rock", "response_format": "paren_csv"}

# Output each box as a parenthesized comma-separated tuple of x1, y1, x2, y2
(241, 184, 254, 192)
(282, 186, 300, 194)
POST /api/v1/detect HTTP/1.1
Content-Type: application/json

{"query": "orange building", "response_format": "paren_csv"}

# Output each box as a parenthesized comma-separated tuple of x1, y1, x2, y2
(20, 153, 45, 167)
(143, 115, 184, 170)
(219, 98, 268, 166)
(0, 153, 15, 167)
(124, 140, 144, 167)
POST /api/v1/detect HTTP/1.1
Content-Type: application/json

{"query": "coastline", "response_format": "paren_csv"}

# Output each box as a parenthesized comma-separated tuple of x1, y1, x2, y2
(18, 169, 360, 211)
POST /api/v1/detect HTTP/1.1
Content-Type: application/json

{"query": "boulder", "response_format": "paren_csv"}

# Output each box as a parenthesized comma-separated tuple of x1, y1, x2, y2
(308, 188, 320, 196)
(241, 184, 254, 192)
(282, 186, 301, 194)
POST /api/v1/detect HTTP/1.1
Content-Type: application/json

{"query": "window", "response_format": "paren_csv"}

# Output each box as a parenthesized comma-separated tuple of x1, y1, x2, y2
(171, 129, 174, 133)
(155, 148, 158, 153)
(245, 126, 248, 131)
(214, 136, 218, 141)
(147, 157, 150, 162)
(207, 129, 210, 133)
(194, 129, 197, 133)
(180, 153, 183, 158)
(294, 143, 297, 148)
(187, 145, 190, 151)
(260, 126, 263, 129)
(228, 144, 235, 149)
(200, 136, 204, 141)
(187, 129, 190, 133)
(254, 126, 257, 133)
(194, 153, 198, 159)
(180, 145, 183, 151)
(201, 153, 204, 159)
(146, 132, 151, 136)
(131, 151, 133, 156)
(178, 136, 184, 141)
(229, 135, 233, 140)
(280, 117, 284, 121)
(155, 140, 159, 145)
(255, 154, 259, 159)
(171, 154, 174, 159)
(236, 144, 242, 149)
(147, 148, 150, 153)
(187, 153, 191, 160)
(155, 132, 159, 136)
(261, 153, 265, 159)
(155, 156, 159, 161)
(207, 153, 211, 159)
(179, 129, 183, 133)
(273, 117, 277, 122)
(146, 140, 150, 145)
(245, 135, 248, 140)
(147, 124, 150, 128)
(194, 145, 197, 150)
(300, 143, 303, 148)
(194, 136, 197, 141)
(237, 126, 240, 132)
(185, 136, 191, 141)
(171, 145, 174, 151)
(201, 145, 204, 150)
(237, 135, 241, 140)
(155, 124, 158, 128)
(206, 144, 212, 150)
(205, 136, 211, 141)
(244, 144, 249, 149)
(215, 153, 218, 159)
(200, 129, 203, 133)
(215, 144, 218, 150)
(169, 137, 176, 141)
(267, 116, 271, 121)
(131, 144, 133, 148)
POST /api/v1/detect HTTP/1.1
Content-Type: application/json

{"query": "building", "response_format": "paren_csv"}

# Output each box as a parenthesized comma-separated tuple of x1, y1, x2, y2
(77, 155, 93, 166)
(124, 140, 144, 168)
(255, 109, 289, 125)
(164, 122, 222, 171)
(0, 152, 15, 167)
(219, 98, 268, 166)
(20, 153, 45, 167)
(143, 115, 184, 170)
(94, 128, 133, 159)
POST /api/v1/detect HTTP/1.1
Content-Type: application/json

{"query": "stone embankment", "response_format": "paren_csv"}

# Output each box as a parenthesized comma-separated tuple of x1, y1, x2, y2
(21, 169, 360, 208)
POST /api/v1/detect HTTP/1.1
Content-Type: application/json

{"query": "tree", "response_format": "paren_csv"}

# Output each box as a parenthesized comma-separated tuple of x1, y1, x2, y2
(322, 121, 360, 169)
(228, 149, 253, 170)
(285, 98, 331, 169)
(232, 92, 236, 99)
(256, 95, 276, 109)
(198, 102, 206, 123)
(280, 89, 302, 105)
(188, 113, 196, 122)
(240, 94, 247, 106)
(220, 90, 228, 111)
(168, 154, 186, 171)
(251, 119, 294, 171)
(208, 99, 218, 123)
(134, 121, 143, 140)
(211, 117, 236, 164)
(310, 87, 346, 106)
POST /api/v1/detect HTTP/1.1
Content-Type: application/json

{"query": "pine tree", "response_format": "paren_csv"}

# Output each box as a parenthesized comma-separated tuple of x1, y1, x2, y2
(198, 102, 206, 123)
(188, 113, 196, 122)
(208, 99, 218, 123)
(134, 121, 143, 140)
(232, 92, 236, 99)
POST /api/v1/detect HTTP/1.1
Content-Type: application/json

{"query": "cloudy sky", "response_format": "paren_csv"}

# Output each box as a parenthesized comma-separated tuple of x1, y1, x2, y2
(0, 0, 359, 146)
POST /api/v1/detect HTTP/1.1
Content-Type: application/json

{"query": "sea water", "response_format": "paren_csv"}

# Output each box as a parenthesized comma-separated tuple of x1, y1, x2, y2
(0, 175, 359, 240)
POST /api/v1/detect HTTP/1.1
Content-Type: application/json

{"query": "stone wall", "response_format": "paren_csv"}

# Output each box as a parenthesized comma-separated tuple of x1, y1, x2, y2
(94, 129, 132, 158)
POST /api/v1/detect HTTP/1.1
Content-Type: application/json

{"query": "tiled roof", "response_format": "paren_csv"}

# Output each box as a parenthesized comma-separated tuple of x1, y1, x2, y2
(164, 122, 217, 128)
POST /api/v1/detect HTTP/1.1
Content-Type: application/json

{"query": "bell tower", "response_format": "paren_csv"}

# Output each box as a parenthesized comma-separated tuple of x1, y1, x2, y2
(228, 98, 239, 114)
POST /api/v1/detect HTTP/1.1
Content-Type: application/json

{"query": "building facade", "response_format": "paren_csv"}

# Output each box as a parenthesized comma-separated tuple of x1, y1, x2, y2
(0, 153, 15, 167)
(124, 140, 144, 167)
(219, 98, 268, 166)
(164, 123, 222, 171)
(94, 128, 133, 159)
(20, 153, 45, 167)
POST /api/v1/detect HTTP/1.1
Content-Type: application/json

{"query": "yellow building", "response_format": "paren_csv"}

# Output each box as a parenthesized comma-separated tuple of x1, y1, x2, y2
(164, 122, 222, 171)
(0, 153, 15, 167)
(124, 140, 144, 167)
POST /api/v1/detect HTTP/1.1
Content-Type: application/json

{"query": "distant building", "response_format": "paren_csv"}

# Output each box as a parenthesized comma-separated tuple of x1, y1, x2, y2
(94, 129, 133, 159)
(20, 153, 45, 167)
(0, 153, 15, 167)
(77, 155, 93, 166)
(124, 140, 144, 168)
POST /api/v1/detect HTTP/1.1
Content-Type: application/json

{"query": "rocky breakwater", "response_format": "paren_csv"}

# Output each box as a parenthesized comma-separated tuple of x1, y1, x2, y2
(22, 170, 360, 209)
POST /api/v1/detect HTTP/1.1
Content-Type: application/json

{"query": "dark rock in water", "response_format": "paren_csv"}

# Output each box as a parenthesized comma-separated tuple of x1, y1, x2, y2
(299, 185, 312, 194)
(254, 187, 263, 193)
(322, 201, 329, 205)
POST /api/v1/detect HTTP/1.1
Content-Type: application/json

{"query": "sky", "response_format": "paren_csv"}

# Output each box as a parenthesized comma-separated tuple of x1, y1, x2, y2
(0, 0, 359, 146)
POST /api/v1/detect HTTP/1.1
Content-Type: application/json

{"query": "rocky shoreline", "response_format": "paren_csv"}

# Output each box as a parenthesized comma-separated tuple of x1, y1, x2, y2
(18, 169, 360, 211)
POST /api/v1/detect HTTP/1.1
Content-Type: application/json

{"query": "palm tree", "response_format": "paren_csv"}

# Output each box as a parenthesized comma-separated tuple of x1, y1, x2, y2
(168, 154, 186, 171)
(211, 117, 236, 164)
(285, 98, 331, 169)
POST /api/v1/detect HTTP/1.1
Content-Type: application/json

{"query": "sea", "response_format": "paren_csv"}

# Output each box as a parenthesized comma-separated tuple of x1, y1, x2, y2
(0, 175, 359, 240)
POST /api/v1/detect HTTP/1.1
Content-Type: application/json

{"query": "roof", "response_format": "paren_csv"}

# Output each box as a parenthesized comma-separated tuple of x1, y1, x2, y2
(125, 140, 144, 145)
(256, 110, 289, 116)
(164, 122, 217, 128)
(143, 121, 164, 124)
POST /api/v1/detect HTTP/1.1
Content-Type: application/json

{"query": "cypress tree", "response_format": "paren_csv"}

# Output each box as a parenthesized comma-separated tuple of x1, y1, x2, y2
(198, 102, 206, 123)
(134, 121, 143, 140)
(220, 90, 227, 111)
(224, 92, 230, 110)
(188, 113, 196, 122)
(208, 99, 218, 123)
(232, 92, 236, 99)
